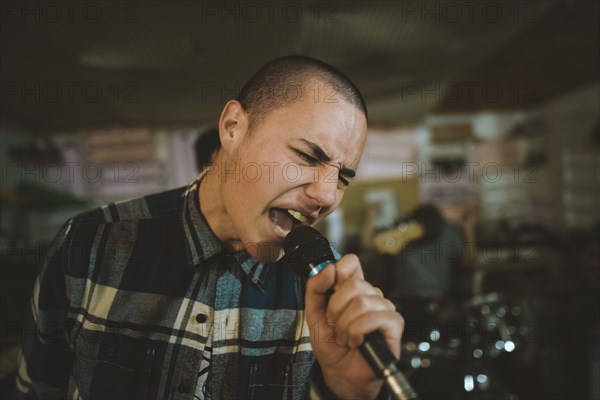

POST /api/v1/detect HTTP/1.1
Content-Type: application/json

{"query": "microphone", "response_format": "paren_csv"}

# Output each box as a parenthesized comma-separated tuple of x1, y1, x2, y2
(283, 225, 419, 400)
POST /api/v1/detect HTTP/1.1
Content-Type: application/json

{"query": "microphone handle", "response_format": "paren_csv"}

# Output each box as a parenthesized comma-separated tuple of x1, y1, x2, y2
(360, 331, 419, 400)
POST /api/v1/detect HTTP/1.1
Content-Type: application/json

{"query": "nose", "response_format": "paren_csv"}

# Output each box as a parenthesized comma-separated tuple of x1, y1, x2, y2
(304, 163, 339, 211)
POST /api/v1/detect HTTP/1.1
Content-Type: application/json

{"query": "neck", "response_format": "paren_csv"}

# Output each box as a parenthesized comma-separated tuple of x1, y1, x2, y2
(198, 156, 244, 252)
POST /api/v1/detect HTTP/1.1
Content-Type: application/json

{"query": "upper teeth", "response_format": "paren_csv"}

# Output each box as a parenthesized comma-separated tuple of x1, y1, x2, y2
(287, 209, 307, 223)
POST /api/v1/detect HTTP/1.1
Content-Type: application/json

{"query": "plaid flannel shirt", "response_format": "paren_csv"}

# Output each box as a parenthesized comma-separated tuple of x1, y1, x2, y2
(16, 178, 329, 399)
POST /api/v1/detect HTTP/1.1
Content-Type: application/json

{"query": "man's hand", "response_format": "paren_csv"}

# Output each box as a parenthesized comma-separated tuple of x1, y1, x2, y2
(305, 254, 404, 399)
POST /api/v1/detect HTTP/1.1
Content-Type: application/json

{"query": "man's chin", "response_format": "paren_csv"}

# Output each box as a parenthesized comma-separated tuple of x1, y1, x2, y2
(245, 241, 285, 263)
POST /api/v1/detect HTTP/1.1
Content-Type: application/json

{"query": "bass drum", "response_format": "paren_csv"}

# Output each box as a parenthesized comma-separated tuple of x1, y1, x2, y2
(461, 292, 523, 360)
(456, 292, 527, 399)
(394, 293, 463, 369)
(394, 293, 465, 399)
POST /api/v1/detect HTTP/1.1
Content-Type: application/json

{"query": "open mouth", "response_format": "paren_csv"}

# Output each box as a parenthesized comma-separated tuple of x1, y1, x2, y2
(269, 208, 308, 237)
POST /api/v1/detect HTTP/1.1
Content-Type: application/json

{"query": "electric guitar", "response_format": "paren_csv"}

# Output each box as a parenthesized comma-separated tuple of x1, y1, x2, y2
(372, 220, 425, 255)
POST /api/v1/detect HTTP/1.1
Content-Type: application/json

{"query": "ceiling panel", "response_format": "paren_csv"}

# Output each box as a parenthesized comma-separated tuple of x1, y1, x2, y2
(1, 0, 597, 132)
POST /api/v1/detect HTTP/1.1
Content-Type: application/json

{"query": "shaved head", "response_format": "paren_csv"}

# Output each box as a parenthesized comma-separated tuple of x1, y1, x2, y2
(237, 55, 368, 132)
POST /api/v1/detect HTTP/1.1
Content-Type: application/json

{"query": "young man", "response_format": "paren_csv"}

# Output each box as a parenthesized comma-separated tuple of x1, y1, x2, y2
(17, 56, 404, 399)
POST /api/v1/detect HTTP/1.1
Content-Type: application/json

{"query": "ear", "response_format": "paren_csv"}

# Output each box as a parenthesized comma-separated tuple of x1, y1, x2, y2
(218, 100, 248, 154)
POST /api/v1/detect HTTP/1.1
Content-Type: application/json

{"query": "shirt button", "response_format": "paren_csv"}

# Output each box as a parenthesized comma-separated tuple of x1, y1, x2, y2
(178, 383, 190, 393)
(195, 313, 208, 323)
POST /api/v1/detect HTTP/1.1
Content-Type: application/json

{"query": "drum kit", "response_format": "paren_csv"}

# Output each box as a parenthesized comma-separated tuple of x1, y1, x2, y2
(395, 292, 524, 399)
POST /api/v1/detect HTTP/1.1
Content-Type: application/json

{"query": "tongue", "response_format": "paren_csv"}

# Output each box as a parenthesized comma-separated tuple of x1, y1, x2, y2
(269, 208, 294, 232)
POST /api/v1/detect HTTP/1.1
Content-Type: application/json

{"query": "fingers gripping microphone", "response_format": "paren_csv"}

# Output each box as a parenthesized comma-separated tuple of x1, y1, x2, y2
(283, 226, 419, 400)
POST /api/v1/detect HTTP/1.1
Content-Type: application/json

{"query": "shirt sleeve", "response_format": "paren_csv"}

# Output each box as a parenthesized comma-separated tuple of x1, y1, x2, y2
(15, 219, 74, 399)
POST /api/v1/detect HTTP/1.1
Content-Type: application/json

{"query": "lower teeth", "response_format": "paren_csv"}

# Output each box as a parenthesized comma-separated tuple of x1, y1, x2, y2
(273, 224, 290, 236)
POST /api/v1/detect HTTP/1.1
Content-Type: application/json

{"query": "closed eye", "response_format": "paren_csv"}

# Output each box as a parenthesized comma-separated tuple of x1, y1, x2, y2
(291, 147, 351, 187)
(291, 148, 318, 165)
(338, 175, 350, 187)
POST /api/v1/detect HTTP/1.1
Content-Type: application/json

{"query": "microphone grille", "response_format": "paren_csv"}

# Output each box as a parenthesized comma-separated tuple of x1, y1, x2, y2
(283, 226, 334, 279)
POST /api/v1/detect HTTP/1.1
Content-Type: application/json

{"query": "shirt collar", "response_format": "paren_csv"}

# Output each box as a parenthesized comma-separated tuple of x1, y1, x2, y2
(180, 176, 271, 292)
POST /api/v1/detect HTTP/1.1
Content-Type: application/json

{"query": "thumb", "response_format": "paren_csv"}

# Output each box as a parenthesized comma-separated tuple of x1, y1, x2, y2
(304, 263, 336, 325)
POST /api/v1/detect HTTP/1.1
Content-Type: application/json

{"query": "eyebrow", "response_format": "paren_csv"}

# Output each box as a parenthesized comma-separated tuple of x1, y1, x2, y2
(297, 139, 356, 178)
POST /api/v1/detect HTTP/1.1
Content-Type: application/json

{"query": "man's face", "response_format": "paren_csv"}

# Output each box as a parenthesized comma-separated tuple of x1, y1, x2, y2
(216, 87, 367, 262)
